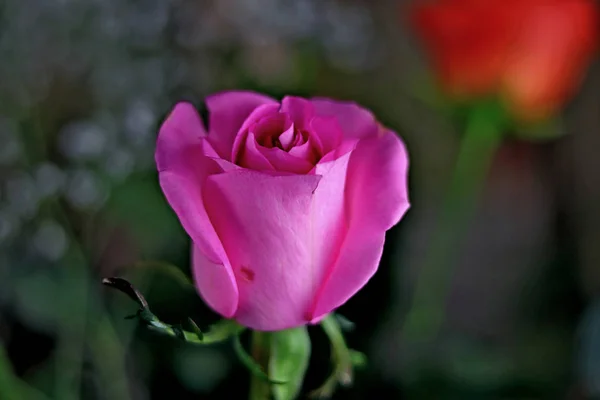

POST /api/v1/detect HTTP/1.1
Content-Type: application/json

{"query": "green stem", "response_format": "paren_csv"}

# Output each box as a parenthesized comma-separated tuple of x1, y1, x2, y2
(53, 256, 88, 400)
(402, 106, 504, 343)
(87, 314, 132, 400)
(249, 331, 272, 400)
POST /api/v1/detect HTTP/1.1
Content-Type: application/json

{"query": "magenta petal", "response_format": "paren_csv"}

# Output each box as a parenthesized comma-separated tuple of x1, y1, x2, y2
(346, 131, 410, 231)
(156, 102, 207, 172)
(309, 116, 343, 154)
(199, 137, 219, 158)
(305, 150, 353, 311)
(309, 131, 410, 320)
(203, 170, 322, 331)
(311, 98, 379, 139)
(311, 231, 386, 322)
(257, 146, 314, 174)
(159, 166, 240, 318)
(239, 132, 275, 171)
(231, 103, 281, 162)
(278, 123, 296, 150)
(192, 245, 239, 318)
(199, 138, 240, 171)
(288, 140, 316, 162)
(281, 96, 315, 129)
(206, 91, 277, 160)
(156, 104, 239, 318)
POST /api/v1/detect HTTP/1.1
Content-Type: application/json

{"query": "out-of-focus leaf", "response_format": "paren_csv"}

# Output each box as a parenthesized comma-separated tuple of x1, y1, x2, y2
(105, 175, 187, 258)
(174, 346, 231, 393)
(269, 326, 311, 400)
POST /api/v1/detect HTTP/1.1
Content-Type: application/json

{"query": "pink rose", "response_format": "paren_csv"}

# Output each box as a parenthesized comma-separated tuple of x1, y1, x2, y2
(156, 91, 410, 331)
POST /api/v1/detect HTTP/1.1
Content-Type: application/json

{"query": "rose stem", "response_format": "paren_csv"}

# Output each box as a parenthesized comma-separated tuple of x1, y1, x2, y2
(249, 331, 273, 400)
(401, 102, 505, 346)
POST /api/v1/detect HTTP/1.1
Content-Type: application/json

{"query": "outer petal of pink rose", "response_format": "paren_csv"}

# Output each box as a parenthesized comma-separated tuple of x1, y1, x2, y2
(199, 135, 242, 172)
(309, 131, 410, 320)
(156, 102, 207, 171)
(156, 104, 239, 318)
(305, 150, 353, 307)
(310, 98, 379, 139)
(192, 245, 240, 318)
(203, 170, 323, 331)
(206, 91, 277, 160)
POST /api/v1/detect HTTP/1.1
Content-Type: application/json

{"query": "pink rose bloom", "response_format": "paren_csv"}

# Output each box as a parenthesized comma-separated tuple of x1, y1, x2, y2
(156, 91, 409, 331)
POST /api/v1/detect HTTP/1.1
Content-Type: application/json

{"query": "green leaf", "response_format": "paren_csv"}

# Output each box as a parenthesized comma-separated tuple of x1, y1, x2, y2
(102, 277, 245, 344)
(269, 326, 311, 400)
(333, 314, 355, 332)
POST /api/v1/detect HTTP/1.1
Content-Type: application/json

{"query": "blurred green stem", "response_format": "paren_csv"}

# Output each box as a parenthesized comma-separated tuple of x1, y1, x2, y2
(402, 104, 504, 344)
(53, 255, 88, 400)
(88, 313, 132, 400)
(51, 205, 132, 400)
(249, 331, 272, 400)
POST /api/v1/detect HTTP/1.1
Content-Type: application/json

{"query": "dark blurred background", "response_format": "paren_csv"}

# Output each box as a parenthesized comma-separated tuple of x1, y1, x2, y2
(1, 0, 599, 399)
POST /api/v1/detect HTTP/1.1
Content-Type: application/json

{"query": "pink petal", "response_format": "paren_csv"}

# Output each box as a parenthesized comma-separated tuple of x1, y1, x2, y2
(281, 96, 315, 129)
(155, 104, 239, 318)
(257, 145, 314, 174)
(309, 131, 410, 320)
(231, 103, 281, 163)
(305, 150, 353, 312)
(288, 140, 319, 164)
(278, 123, 296, 150)
(310, 98, 379, 140)
(156, 102, 207, 172)
(239, 132, 275, 171)
(309, 116, 343, 155)
(203, 170, 322, 331)
(206, 91, 277, 160)
(192, 245, 239, 318)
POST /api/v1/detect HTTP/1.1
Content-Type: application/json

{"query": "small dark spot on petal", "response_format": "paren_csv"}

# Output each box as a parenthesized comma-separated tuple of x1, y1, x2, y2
(303, 310, 313, 322)
(240, 266, 255, 282)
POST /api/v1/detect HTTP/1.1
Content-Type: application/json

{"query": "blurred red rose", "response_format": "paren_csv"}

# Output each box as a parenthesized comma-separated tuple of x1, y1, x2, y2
(410, 0, 599, 121)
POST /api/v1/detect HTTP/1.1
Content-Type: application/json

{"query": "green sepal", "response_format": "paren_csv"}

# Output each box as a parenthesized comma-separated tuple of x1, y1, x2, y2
(309, 315, 365, 399)
(349, 350, 367, 368)
(333, 314, 355, 332)
(233, 333, 287, 385)
(187, 317, 204, 341)
(102, 277, 244, 345)
(269, 326, 312, 400)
